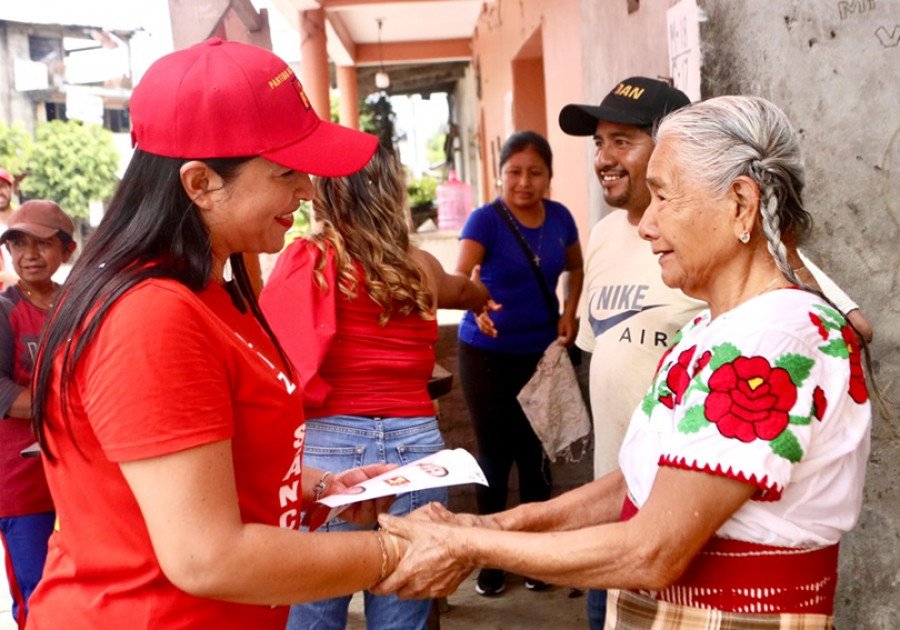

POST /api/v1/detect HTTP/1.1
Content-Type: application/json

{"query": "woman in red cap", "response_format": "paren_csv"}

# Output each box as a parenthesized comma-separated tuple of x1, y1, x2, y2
(25, 39, 406, 629)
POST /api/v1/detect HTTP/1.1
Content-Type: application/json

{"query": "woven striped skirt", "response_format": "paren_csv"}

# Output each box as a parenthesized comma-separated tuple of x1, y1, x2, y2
(605, 589, 833, 629)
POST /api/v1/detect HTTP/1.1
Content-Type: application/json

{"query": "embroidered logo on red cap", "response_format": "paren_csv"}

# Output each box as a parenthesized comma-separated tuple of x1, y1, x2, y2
(268, 67, 293, 89)
(292, 79, 311, 111)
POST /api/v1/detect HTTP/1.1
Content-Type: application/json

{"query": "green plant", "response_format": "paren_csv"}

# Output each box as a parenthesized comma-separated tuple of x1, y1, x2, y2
(407, 175, 438, 208)
(0, 121, 33, 178)
(20, 120, 119, 220)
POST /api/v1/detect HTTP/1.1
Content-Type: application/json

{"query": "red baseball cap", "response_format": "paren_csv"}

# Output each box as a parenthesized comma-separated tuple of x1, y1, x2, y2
(130, 38, 377, 178)
(0, 168, 13, 186)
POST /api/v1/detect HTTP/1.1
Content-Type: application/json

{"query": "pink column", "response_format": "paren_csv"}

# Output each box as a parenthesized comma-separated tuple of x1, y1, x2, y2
(299, 8, 331, 119)
(336, 65, 359, 128)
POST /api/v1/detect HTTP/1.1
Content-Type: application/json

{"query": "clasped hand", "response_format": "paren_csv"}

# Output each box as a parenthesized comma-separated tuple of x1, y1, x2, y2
(371, 503, 501, 599)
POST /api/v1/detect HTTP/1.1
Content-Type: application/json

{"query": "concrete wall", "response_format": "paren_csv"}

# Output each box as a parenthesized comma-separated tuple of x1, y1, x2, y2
(581, 0, 900, 625)
(578, 0, 675, 225)
(0, 21, 43, 134)
(471, 0, 590, 248)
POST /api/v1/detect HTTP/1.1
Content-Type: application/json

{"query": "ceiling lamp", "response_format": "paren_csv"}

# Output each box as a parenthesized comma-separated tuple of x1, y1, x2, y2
(375, 18, 390, 90)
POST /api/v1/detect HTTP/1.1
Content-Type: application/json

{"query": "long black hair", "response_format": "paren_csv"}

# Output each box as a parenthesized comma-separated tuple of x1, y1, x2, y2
(32, 149, 290, 458)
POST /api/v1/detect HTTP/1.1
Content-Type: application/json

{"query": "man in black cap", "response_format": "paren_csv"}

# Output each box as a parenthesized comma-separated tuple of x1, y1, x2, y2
(558, 77, 697, 627)
(559, 77, 871, 628)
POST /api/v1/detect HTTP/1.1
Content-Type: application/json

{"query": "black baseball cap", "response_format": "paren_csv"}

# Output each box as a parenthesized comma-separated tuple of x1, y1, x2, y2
(559, 77, 690, 136)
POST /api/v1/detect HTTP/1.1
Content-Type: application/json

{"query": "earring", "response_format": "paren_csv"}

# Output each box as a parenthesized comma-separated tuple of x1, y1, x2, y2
(739, 231, 750, 244)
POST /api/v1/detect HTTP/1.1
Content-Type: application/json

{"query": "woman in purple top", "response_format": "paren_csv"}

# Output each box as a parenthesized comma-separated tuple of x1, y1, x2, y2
(455, 131, 583, 596)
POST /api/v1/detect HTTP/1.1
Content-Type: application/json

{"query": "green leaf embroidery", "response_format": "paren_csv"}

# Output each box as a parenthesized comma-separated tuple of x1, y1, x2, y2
(770, 429, 804, 462)
(683, 381, 711, 400)
(819, 338, 850, 358)
(789, 414, 812, 426)
(776, 353, 815, 387)
(678, 405, 709, 433)
(641, 390, 657, 416)
(813, 304, 845, 330)
(709, 342, 741, 370)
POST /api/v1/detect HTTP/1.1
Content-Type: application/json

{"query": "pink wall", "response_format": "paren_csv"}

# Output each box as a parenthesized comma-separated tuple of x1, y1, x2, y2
(512, 57, 547, 137)
(472, 0, 589, 248)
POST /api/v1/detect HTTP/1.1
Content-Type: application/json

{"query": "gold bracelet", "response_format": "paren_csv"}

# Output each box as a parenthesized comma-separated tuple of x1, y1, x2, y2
(313, 471, 332, 501)
(374, 531, 389, 583)
(386, 531, 402, 569)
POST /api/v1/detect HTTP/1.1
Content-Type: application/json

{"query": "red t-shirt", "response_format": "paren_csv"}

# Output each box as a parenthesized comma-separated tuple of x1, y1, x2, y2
(27, 279, 305, 629)
(0, 286, 54, 516)
(261, 239, 437, 419)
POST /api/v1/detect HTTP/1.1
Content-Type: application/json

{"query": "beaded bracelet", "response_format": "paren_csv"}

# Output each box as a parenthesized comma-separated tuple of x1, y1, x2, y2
(313, 471, 332, 501)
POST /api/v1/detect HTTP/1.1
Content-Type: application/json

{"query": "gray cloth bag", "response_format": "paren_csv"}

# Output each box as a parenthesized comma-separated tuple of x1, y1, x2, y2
(517, 342, 591, 463)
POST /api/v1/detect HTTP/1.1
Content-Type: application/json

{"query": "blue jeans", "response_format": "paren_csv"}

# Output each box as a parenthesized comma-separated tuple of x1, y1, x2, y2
(287, 416, 446, 630)
(0, 511, 55, 627)
(587, 588, 607, 629)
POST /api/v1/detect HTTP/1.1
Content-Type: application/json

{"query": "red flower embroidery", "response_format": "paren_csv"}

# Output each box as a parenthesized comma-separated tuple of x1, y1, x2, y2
(841, 325, 868, 404)
(659, 394, 674, 409)
(809, 312, 828, 340)
(694, 350, 712, 376)
(812, 386, 827, 421)
(654, 345, 675, 377)
(665, 346, 697, 405)
(705, 356, 797, 443)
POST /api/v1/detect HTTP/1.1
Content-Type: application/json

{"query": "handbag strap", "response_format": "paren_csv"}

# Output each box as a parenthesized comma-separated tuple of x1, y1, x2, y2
(492, 199, 558, 320)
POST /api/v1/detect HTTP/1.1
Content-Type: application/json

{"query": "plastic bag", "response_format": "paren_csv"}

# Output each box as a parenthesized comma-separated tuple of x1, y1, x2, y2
(517, 342, 591, 463)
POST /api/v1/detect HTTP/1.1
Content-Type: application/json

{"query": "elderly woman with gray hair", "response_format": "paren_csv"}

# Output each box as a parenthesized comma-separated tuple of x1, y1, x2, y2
(372, 96, 877, 629)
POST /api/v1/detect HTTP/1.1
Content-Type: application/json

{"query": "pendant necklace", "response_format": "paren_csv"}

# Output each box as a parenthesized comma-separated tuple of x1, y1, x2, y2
(17, 281, 58, 310)
(501, 200, 545, 265)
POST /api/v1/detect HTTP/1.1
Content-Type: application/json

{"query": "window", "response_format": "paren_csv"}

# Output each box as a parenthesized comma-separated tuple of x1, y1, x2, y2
(104, 108, 130, 133)
(45, 102, 68, 122)
(29, 36, 62, 63)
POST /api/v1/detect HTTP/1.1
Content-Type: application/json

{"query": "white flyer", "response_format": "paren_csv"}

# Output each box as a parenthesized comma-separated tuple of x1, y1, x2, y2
(309, 448, 487, 529)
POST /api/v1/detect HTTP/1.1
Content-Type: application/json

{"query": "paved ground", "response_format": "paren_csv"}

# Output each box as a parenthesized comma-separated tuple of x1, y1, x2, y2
(347, 573, 589, 629)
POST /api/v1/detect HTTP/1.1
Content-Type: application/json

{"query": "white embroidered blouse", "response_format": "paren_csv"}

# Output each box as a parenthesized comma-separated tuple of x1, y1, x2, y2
(618, 288, 871, 548)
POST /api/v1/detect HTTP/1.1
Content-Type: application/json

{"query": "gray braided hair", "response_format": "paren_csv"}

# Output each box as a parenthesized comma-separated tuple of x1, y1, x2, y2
(654, 96, 812, 289)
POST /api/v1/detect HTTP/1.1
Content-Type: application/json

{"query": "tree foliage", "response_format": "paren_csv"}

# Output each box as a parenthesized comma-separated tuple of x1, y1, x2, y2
(359, 94, 396, 150)
(19, 120, 119, 220)
(0, 121, 33, 178)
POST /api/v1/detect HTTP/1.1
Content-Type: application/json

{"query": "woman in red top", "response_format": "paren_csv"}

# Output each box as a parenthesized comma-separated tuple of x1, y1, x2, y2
(261, 144, 491, 630)
(26, 40, 406, 630)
